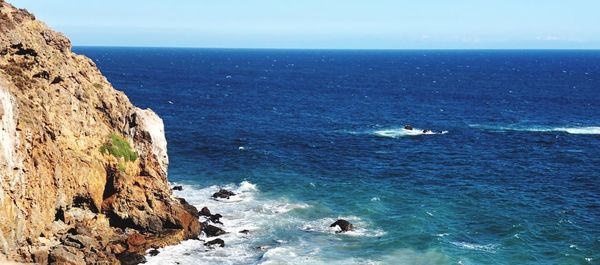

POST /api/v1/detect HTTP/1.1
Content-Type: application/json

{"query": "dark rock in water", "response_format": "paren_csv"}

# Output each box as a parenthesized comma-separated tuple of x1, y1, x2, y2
(208, 213, 223, 225)
(204, 238, 225, 248)
(199, 207, 223, 224)
(404, 124, 413, 130)
(330, 219, 354, 232)
(202, 224, 226, 237)
(239, 229, 250, 234)
(117, 252, 147, 265)
(200, 207, 212, 216)
(212, 189, 236, 199)
(172, 185, 183, 191)
(178, 198, 200, 218)
(148, 249, 160, 256)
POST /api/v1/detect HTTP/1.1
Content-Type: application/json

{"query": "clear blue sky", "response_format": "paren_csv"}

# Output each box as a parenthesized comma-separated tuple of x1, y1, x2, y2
(10, 0, 600, 49)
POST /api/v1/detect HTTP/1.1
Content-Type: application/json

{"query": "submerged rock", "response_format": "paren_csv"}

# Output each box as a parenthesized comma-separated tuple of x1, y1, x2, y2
(172, 185, 183, 191)
(239, 229, 250, 234)
(204, 238, 225, 248)
(212, 189, 236, 199)
(330, 219, 354, 232)
(256, 245, 270, 251)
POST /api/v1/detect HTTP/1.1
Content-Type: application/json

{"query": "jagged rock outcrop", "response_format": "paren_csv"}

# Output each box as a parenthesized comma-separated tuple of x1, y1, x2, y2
(0, 1, 201, 263)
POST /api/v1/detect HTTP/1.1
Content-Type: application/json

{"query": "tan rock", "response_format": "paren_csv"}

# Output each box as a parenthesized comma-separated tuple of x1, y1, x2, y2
(48, 245, 85, 265)
(0, 1, 201, 263)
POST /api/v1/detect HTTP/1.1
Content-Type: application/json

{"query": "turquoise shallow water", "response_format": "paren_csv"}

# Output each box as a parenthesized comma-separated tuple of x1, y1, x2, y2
(77, 48, 600, 264)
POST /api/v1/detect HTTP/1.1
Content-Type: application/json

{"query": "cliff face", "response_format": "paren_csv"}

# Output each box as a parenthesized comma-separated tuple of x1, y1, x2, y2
(0, 1, 200, 263)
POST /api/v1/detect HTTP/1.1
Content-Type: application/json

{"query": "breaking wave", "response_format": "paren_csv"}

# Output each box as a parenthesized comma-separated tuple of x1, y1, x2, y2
(145, 181, 386, 265)
(373, 128, 448, 138)
(470, 124, 600, 135)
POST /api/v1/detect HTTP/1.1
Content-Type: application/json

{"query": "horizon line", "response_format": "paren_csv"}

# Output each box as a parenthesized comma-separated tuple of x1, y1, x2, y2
(72, 45, 600, 51)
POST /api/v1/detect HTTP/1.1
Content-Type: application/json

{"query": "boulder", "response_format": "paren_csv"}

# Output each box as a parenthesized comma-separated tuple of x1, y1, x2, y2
(172, 186, 183, 191)
(212, 189, 236, 199)
(330, 219, 354, 232)
(204, 238, 225, 248)
(199, 207, 211, 216)
(65, 235, 97, 250)
(199, 207, 222, 224)
(126, 233, 146, 253)
(202, 224, 226, 237)
(178, 198, 199, 218)
(117, 252, 147, 265)
(32, 249, 49, 265)
(148, 249, 160, 256)
(239, 230, 250, 234)
(208, 214, 223, 225)
(49, 245, 86, 265)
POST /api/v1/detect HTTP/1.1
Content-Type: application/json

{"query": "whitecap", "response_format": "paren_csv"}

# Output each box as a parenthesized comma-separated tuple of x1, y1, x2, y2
(553, 127, 600, 135)
(373, 127, 448, 138)
(469, 124, 600, 135)
(450, 241, 498, 253)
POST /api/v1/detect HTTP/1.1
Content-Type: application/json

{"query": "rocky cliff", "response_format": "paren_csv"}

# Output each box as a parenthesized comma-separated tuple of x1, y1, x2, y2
(0, 1, 201, 264)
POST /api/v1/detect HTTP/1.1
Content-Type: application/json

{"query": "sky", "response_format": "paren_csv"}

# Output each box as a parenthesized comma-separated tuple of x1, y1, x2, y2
(9, 0, 600, 49)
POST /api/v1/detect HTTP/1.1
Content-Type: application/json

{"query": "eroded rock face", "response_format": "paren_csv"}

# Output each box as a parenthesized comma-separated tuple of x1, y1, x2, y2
(0, 1, 201, 263)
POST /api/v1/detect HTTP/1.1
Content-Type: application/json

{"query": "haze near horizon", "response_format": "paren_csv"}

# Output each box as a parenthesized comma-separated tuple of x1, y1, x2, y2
(9, 0, 600, 49)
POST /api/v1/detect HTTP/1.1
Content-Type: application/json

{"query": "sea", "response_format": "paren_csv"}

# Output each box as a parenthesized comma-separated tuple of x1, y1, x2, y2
(75, 47, 600, 265)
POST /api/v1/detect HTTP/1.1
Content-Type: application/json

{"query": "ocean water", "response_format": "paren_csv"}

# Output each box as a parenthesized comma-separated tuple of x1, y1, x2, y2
(75, 48, 600, 265)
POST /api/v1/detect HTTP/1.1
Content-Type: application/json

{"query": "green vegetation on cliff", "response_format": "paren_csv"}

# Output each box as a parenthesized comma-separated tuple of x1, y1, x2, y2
(100, 134, 138, 162)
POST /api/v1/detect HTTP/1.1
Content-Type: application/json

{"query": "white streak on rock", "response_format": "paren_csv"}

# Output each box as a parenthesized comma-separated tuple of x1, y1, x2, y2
(0, 85, 18, 202)
(131, 108, 169, 176)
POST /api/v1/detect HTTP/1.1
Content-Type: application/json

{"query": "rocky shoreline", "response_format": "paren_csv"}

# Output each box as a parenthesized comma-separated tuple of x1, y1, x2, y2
(0, 1, 201, 263)
(0, 2, 357, 263)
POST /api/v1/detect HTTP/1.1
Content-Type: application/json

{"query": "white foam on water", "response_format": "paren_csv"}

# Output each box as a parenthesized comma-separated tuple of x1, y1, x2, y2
(373, 128, 448, 138)
(147, 181, 383, 265)
(146, 181, 309, 265)
(449, 241, 499, 253)
(259, 244, 379, 265)
(258, 241, 452, 265)
(553, 127, 600, 135)
(469, 124, 600, 135)
(300, 216, 386, 237)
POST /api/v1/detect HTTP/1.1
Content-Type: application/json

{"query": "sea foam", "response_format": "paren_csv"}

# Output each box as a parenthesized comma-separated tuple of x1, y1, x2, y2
(146, 181, 381, 265)
(470, 124, 600, 135)
(146, 181, 306, 265)
(373, 128, 448, 138)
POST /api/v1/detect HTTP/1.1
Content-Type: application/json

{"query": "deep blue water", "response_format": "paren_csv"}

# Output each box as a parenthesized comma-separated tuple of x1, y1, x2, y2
(76, 47, 600, 265)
